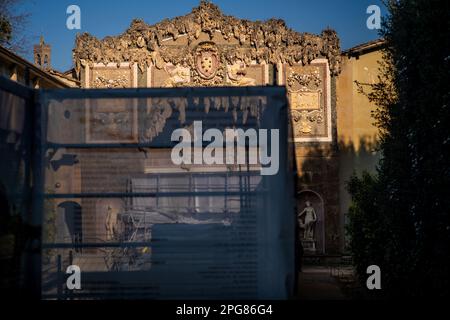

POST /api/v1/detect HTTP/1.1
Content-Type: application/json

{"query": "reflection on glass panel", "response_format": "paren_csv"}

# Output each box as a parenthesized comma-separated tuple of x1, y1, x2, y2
(38, 87, 293, 300)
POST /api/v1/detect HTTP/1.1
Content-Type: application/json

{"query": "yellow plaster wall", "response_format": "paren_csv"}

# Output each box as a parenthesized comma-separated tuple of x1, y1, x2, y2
(336, 49, 384, 251)
(337, 50, 382, 150)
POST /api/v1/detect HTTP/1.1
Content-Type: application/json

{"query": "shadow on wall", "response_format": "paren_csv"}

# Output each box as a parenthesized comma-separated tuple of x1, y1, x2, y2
(294, 136, 380, 254)
(338, 136, 380, 252)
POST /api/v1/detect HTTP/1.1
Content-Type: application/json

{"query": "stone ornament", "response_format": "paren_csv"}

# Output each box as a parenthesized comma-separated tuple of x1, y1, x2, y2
(287, 68, 325, 135)
(298, 200, 317, 240)
(73, 0, 341, 78)
(92, 75, 129, 89)
(195, 42, 220, 80)
(226, 62, 257, 87)
(162, 64, 191, 87)
(75, 1, 340, 143)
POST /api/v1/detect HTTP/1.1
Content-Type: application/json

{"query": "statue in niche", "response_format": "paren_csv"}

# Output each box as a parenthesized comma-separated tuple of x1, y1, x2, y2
(298, 201, 317, 240)
(227, 61, 256, 86)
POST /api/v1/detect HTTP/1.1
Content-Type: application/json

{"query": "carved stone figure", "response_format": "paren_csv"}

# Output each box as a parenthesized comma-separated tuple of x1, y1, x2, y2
(287, 68, 325, 136)
(92, 112, 131, 139)
(226, 62, 256, 86)
(92, 75, 129, 89)
(162, 64, 191, 87)
(298, 201, 317, 240)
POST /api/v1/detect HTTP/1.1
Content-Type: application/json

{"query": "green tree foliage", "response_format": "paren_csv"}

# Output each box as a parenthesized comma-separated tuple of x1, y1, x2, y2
(347, 0, 450, 297)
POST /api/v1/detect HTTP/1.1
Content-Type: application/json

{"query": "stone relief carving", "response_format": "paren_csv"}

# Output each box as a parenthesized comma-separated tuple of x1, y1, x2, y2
(91, 67, 132, 89)
(92, 75, 129, 89)
(73, 1, 341, 79)
(226, 61, 257, 86)
(195, 42, 220, 80)
(287, 70, 321, 91)
(291, 110, 324, 135)
(162, 64, 191, 87)
(91, 111, 133, 141)
(87, 98, 138, 143)
(287, 68, 325, 135)
(75, 1, 339, 143)
(190, 42, 225, 86)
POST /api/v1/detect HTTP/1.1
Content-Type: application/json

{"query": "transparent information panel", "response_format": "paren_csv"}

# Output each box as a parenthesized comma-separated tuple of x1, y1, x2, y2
(38, 86, 295, 299)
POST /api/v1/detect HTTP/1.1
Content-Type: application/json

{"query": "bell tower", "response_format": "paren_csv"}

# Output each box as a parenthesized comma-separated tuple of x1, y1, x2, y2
(34, 36, 51, 69)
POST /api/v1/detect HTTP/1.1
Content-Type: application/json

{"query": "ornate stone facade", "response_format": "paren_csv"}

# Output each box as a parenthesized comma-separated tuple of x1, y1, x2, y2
(73, 1, 340, 142)
(73, 1, 341, 82)
(70, 0, 344, 254)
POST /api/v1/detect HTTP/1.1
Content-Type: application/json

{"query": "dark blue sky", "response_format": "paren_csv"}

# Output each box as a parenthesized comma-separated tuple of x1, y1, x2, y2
(18, 0, 386, 71)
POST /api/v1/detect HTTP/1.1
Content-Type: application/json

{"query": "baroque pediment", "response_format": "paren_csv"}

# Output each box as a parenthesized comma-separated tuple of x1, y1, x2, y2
(73, 0, 341, 77)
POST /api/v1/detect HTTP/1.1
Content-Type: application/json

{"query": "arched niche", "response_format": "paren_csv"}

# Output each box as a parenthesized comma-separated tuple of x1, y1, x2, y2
(297, 190, 325, 254)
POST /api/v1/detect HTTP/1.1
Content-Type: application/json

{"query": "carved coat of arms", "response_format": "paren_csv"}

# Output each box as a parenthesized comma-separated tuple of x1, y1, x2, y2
(195, 42, 220, 80)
